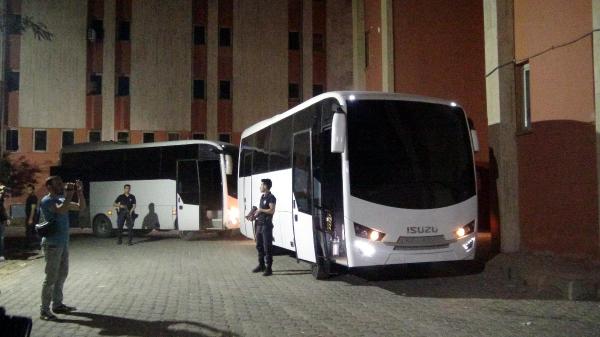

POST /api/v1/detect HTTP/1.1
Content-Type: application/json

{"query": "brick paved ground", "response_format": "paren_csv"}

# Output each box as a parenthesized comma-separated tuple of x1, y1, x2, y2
(1, 228, 599, 337)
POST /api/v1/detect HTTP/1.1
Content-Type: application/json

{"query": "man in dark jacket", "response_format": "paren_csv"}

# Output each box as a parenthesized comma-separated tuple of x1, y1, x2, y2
(247, 179, 276, 276)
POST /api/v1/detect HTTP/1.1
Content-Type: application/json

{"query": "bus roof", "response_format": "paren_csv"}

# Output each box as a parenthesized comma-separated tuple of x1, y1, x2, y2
(240, 91, 462, 139)
(60, 140, 236, 154)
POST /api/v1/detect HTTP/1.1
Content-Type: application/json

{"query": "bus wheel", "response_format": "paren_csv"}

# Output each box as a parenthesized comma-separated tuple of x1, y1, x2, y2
(179, 231, 198, 241)
(92, 215, 113, 238)
(311, 260, 331, 280)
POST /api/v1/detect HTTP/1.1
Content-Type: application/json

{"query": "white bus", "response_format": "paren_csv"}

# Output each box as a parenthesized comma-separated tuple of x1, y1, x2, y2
(51, 140, 239, 240)
(238, 92, 479, 278)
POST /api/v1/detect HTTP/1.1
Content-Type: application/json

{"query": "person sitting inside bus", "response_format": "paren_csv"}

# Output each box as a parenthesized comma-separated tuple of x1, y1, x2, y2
(113, 184, 137, 245)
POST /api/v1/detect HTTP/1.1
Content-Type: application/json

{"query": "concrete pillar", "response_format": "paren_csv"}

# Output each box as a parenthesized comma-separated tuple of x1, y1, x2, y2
(380, 0, 393, 92)
(206, 0, 219, 140)
(302, 0, 313, 101)
(593, 0, 600, 254)
(484, 0, 520, 253)
(102, 0, 116, 141)
(352, 0, 365, 90)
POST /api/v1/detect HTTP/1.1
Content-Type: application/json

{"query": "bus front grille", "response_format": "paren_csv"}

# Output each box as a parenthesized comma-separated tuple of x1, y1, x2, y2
(388, 235, 452, 251)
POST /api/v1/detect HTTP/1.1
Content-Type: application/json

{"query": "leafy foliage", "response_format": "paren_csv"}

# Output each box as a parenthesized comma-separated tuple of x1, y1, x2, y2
(0, 154, 41, 197)
(1, 11, 53, 41)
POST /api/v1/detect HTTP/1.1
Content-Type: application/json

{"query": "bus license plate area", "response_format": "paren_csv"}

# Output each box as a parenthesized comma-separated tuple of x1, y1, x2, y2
(393, 235, 450, 250)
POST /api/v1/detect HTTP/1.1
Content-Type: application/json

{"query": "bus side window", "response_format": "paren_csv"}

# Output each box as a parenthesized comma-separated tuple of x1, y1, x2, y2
(241, 134, 256, 177)
(254, 128, 270, 174)
(269, 117, 292, 171)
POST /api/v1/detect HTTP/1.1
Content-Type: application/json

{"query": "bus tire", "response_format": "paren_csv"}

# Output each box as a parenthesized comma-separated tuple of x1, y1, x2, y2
(179, 231, 197, 241)
(92, 215, 113, 238)
(311, 261, 331, 280)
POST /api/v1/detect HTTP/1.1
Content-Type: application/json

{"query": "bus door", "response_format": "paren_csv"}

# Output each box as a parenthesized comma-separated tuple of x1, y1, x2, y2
(292, 130, 317, 263)
(176, 160, 201, 231)
(242, 150, 254, 238)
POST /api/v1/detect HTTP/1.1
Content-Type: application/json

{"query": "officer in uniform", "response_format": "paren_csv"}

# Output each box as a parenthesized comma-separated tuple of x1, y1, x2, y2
(247, 178, 276, 276)
(113, 184, 136, 245)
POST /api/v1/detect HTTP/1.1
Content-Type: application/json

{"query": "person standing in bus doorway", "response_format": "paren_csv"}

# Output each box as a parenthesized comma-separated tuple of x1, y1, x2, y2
(25, 184, 40, 249)
(247, 178, 276, 276)
(114, 184, 136, 245)
(40, 176, 86, 320)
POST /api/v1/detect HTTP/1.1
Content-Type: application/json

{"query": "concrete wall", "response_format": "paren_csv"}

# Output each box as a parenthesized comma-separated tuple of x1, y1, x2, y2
(392, 0, 488, 163)
(19, 0, 87, 128)
(130, 0, 192, 131)
(514, 0, 598, 258)
(327, 0, 353, 90)
(232, 0, 288, 133)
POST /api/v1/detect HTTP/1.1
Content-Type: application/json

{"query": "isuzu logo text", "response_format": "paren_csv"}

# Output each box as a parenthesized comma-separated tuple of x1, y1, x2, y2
(406, 226, 438, 234)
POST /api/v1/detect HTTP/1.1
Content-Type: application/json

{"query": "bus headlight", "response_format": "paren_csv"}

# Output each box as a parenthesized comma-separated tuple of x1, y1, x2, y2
(354, 223, 385, 241)
(455, 220, 475, 238)
(107, 210, 113, 215)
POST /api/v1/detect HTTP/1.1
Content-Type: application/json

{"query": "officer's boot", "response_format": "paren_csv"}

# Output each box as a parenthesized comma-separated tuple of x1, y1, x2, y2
(252, 259, 265, 273)
(262, 264, 272, 276)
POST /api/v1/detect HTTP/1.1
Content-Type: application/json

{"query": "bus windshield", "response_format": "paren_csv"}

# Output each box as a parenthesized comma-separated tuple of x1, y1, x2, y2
(347, 99, 475, 209)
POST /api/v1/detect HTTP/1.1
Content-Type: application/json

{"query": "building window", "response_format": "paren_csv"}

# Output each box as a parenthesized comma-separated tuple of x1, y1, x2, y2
(117, 76, 129, 96)
(219, 27, 231, 47)
(218, 133, 231, 143)
(143, 132, 155, 143)
(289, 32, 301, 50)
(313, 84, 324, 96)
(522, 64, 531, 130)
(89, 19, 104, 41)
(118, 21, 130, 41)
(168, 132, 180, 141)
(194, 26, 205, 45)
(219, 80, 231, 100)
(5, 129, 18, 152)
(192, 133, 205, 140)
(364, 30, 369, 68)
(313, 33, 324, 52)
(89, 130, 101, 143)
(516, 63, 532, 133)
(89, 74, 102, 95)
(62, 130, 75, 147)
(6, 71, 19, 92)
(117, 131, 129, 144)
(193, 80, 205, 99)
(288, 83, 300, 100)
(33, 129, 47, 152)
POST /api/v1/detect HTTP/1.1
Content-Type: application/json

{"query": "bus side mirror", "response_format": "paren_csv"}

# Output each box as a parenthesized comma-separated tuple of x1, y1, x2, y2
(470, 129, 480, 153)
(331, 112, 346, 153)
(225, 154, 233, 175)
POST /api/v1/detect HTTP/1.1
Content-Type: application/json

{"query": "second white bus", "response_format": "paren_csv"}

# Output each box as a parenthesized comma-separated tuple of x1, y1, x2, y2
(52, 140, 239, 240)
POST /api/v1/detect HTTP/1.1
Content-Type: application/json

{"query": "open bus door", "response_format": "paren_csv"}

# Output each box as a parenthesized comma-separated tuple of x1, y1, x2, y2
(176, 160, 201, 238)
(241, 151, 254, 238)
(291, 130, 317, 263)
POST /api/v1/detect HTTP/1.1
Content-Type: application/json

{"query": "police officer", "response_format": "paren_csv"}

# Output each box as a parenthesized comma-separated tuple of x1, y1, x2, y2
(248, 179, 276, 276)
(113, 184, 136, 245)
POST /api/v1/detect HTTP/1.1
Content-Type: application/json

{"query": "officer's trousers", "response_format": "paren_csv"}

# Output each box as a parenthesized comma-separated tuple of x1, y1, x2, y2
(255, 224, 273, 266)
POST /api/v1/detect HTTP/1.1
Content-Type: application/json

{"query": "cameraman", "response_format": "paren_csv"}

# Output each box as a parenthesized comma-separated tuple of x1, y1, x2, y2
(0, 183, 8, 262)
(39, 176, 86, 321)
